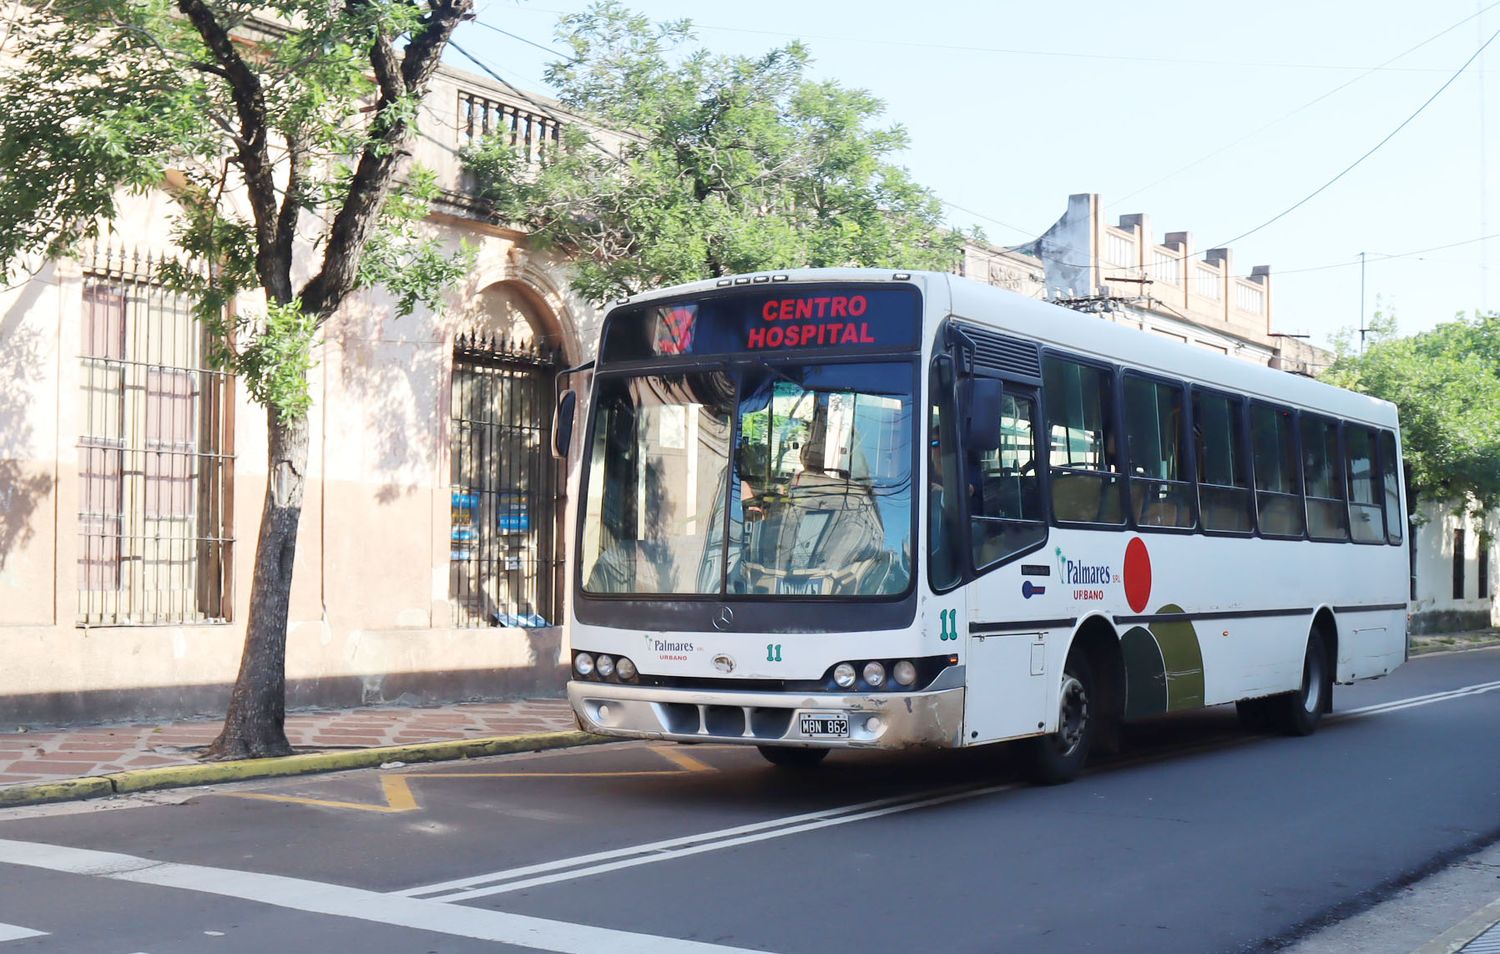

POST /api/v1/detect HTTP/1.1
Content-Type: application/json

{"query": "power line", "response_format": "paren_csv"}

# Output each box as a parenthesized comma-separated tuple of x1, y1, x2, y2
(1212, 24, 1500, 251)
(518, 6, 1497, 74)
(939, 200, 1037, 239)
(1276, 231, 1500, 274)
(471, 19, 579, 64)
(1111, 0, 1500, 207)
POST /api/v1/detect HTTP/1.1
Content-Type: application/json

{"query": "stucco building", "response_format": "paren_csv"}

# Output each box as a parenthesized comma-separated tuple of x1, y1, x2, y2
(0, 63, 610, 724)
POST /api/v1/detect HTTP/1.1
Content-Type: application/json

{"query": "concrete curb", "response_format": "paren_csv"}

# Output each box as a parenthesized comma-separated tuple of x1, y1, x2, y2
(1410, 894, 1500, 954)
(0, 729, 610, 808)
(1410, 638, 1500, 657)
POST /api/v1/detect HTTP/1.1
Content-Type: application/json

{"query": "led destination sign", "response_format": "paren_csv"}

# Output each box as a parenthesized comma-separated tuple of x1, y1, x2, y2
(600, 285, 920, 362)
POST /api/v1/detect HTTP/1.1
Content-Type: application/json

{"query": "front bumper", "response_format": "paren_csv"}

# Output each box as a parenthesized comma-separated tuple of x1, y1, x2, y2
(568, 681, 966, 749)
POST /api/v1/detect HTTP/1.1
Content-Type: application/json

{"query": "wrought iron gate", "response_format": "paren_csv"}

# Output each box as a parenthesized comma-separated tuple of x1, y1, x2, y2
(449, 335, 558, 628)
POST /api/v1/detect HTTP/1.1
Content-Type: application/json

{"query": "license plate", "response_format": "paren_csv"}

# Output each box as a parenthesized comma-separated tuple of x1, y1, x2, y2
(800, 711, 849, 738)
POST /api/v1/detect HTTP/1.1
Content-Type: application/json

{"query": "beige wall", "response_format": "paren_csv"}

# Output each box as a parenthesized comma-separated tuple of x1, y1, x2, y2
(0, 66, 606, 723)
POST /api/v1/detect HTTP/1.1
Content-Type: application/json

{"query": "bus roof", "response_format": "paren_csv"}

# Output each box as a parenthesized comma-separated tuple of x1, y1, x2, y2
(612, 268, 1396, 429)
(943, 271, 1397, 429)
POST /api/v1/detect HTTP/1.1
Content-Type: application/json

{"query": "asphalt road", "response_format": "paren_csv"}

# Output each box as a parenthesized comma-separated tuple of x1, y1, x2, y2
(0, 647, 1496, 954)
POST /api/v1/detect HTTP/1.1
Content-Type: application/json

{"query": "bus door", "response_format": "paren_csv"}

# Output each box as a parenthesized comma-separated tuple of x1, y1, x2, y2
(949, 366, 1053, 744)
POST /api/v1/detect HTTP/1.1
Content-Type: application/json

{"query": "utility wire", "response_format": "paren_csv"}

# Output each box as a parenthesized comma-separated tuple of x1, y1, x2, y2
(1212, 23, 1500, 250)
(517, 6, 1497, 73)
(1112, 0, 1500, 207)
(471, 19, 579, 64)
(939, 200, 1038, 239)
(1276, 231, 1500, 274)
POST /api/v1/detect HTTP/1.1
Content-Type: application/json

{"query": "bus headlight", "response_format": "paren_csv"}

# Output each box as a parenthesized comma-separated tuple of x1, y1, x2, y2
(574, 652, 595, 677)
(616, 656, 637, 681)
(596, 654, 616, 678)
(863, 661, 886, 688)
(893, 660, 917, 686)
(833, 663, 857, 688)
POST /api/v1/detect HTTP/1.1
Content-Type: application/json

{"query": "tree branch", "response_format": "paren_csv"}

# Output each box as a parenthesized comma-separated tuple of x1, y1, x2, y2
(299, 0, 473, 321)
(174, 0, 291, 303)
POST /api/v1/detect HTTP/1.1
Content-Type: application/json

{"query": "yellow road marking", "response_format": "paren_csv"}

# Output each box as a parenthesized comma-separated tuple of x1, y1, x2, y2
(221, 774, 419, 814)
(213, 758, 719, 814)
(650, 745, 715, 773)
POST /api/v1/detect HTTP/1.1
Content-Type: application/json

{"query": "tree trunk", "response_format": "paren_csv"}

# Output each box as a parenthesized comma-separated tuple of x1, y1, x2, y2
(204, 404, 309, 760)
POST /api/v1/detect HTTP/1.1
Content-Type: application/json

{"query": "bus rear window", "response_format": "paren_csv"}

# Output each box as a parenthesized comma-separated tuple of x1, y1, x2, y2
(600, 285, 921, 361)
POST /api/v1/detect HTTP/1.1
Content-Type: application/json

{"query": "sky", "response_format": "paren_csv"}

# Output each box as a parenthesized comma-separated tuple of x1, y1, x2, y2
(454, 0, 1500, 350)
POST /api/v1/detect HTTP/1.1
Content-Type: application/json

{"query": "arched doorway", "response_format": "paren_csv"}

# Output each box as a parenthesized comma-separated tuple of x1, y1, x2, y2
(448, 283, 563, 629)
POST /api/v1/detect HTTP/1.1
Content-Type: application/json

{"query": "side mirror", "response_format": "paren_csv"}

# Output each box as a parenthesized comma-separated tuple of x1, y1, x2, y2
(963, 377, 1003, 451)
(552, 390, 577, 460)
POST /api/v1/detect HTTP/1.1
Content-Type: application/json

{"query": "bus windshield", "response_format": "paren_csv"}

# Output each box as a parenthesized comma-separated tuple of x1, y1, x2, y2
(580, 361, 915, 599)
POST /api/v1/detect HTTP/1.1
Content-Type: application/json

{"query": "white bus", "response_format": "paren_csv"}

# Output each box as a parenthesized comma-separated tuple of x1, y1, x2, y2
(556, 269, 1408, 782)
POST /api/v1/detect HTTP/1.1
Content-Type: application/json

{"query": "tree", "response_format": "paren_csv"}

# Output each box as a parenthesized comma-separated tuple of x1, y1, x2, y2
(463, 1, 966, 303)
(1324, 311, 1500, 512)
(0, 0, 475, 757)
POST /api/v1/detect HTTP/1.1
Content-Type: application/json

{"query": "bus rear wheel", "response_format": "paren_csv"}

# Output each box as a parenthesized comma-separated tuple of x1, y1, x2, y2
(758, 745, 829, 768)
(1265, 631, 1329, 737)
(1025, 653, 1094, 784)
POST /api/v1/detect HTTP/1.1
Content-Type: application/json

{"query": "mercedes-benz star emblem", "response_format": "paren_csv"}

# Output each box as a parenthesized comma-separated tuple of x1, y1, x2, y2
(711, 605, 735, 631)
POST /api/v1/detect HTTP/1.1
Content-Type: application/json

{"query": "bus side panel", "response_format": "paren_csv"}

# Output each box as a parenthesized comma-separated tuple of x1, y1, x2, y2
(962, 629, 1050, 744)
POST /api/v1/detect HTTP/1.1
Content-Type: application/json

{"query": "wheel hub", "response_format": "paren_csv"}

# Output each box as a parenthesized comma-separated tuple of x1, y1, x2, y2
(1056, 674, 1090, 757)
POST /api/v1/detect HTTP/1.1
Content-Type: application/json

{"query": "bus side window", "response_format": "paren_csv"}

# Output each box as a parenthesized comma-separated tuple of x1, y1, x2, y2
(1250, 402, 1305, 538)
(1379, 429, 1404, 545)
(1192, 390, 1252, 533)
(1123, 375, 1194, 529)
(1345, 426, 1384, 544)
(969, 390, 1047, 568)
(1043, 356, 1123, 525)
(1302, 415, 1349, 541)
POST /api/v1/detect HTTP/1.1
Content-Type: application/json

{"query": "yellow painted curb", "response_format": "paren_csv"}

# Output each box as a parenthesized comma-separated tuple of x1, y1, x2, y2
(0, 776, 114, 808)
(0, 730, 610, 806)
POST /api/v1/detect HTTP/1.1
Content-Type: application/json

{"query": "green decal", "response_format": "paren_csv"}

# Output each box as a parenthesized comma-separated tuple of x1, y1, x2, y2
(938, 607, 959, 641)
(1121, 625, 1168, 717)
(1149, 603, 1205, 711)
(766, 643, 782, 663)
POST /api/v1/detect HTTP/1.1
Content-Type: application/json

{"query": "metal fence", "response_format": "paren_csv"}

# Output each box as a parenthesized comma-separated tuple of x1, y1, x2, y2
(450, 334, 558, 629)
(77, 246, 234, 625)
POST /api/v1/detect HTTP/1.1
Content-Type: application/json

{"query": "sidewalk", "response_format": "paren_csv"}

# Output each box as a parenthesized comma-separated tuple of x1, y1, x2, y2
(0, 697, 581, 794)
(1410, 628, 1500, 656)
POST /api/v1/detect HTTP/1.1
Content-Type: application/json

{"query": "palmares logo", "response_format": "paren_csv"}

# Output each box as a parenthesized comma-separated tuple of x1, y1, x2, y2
(644, 635, 696, 662)
(1055, 546, 1111, 585)
(1055, 546, 1117, 601)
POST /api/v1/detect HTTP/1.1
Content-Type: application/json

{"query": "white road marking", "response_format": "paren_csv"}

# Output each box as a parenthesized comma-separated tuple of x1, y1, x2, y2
(394, 781, 1005, 899)
(0, 840, 764, 954)
(1337, 680, 1500, 718)
(432, 781, 1023, 903)
(0, 923, 45, 942)
(401, 675, 1500, 903)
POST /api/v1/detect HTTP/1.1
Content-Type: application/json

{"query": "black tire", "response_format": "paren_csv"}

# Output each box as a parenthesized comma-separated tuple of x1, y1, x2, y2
(1235, 697, 1272, 733)
(1265, 630, 1330, 737)
(757, 745, 829, 768)
(1025, 652, 1095, 785)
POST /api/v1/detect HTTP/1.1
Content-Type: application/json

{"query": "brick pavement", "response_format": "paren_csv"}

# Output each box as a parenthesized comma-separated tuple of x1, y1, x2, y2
(0, 698, 578, 789)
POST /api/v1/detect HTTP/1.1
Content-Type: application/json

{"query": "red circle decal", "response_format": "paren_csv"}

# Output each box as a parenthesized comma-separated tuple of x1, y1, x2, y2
(1124, 537, 1152, 613)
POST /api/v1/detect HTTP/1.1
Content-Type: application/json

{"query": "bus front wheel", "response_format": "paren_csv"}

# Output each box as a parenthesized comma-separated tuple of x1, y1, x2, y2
(1265, 631, 1329, 737)
(758, 745, 829, 768)
(1025, 653, 1095, 784)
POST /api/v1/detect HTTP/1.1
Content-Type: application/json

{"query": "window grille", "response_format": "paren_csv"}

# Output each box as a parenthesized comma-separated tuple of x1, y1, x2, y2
(458, 91, 563, 161)
(450, 335, 558, 628)
(78, 247, 233, 625)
